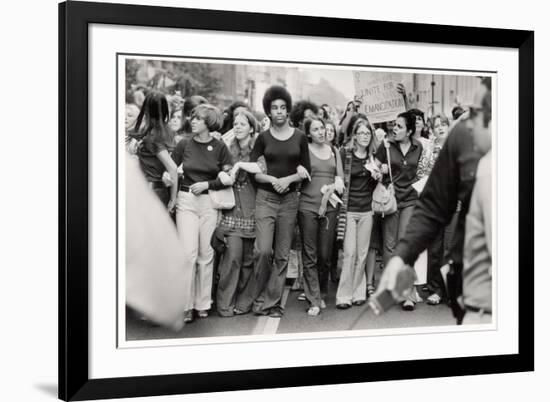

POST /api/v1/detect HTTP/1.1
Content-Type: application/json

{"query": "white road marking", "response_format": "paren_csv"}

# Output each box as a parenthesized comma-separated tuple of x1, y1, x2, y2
(251, 287, 291, 335)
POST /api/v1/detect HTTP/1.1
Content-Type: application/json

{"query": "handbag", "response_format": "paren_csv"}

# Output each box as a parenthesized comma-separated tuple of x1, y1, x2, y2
(209, 187, 235, 210)
(372, 140, 397, 217)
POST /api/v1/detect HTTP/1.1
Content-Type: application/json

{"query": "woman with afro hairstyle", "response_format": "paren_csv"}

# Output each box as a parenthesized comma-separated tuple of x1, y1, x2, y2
(247, 85, 311, 318)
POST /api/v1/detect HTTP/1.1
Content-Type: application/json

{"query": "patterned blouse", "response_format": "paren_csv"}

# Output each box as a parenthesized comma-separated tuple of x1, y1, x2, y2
(416, 136, 444, 180)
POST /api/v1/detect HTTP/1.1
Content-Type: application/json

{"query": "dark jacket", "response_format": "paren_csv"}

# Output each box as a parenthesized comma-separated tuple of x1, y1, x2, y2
(394, 121, 483, 266)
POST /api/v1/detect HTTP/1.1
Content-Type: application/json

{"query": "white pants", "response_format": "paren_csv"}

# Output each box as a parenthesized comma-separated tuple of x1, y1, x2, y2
(336, 211, 373, 305)
(176, 191, 218, 311)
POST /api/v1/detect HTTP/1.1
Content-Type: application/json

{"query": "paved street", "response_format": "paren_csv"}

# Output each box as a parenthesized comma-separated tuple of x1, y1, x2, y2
(126, 279, 456, 342)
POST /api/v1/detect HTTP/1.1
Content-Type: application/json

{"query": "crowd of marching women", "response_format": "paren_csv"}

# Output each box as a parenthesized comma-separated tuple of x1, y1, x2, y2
(125, 77, 489, 324)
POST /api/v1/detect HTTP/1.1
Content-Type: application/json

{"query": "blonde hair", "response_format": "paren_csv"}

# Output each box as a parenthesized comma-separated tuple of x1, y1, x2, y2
(230, 110, 259, 163)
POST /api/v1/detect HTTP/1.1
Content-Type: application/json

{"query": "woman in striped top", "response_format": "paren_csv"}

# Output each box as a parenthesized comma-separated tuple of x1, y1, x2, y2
(336, 119, 379, 309)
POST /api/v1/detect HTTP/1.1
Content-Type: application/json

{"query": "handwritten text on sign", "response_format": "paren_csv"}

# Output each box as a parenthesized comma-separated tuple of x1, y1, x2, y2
(353, 72, 407, 124)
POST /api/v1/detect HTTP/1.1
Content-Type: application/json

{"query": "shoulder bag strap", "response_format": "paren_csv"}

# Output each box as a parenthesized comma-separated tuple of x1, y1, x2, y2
(384, 140, 394, 184)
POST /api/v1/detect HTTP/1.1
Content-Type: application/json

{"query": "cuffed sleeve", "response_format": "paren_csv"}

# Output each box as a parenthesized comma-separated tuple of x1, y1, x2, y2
(207, 178, 225, 191)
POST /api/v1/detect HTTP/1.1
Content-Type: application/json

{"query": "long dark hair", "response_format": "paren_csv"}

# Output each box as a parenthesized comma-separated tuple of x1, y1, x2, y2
(131, 90, 173, 145)
(303, 116, 325, 143)
(408, 108, 430, 139)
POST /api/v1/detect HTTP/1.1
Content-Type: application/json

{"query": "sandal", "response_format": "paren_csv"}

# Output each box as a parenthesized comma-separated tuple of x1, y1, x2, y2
(307, 306, 321, 316)
(427, 293, 442, 305)
(367, 284, 376, 298)
(197, 310, 209, 319)
(183, 310, 194, 323)
(297, 293, 306, 301)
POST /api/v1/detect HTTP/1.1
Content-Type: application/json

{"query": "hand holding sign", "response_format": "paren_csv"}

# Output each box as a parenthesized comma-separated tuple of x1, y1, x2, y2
(396, 83, 406, 97)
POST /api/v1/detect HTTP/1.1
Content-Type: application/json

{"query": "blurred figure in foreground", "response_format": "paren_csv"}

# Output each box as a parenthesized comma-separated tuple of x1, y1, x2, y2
(126, 155, 187, 331)
(461, 87, 492, 324)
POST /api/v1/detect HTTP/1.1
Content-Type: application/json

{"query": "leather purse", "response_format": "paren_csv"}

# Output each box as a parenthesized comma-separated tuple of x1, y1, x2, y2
(372, 140, 397, 217)
(209, 187, 235, 210)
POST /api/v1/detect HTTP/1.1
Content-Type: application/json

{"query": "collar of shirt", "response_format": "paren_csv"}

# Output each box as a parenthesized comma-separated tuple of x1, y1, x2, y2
(389, 137, 421, 155)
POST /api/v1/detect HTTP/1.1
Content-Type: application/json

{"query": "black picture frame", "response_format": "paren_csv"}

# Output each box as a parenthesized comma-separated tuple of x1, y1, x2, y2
(59, 1, 534, 400)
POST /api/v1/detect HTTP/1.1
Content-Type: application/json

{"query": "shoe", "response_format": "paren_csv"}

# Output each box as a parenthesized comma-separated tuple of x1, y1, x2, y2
(269, 306, 284, 318)
(254, 309, 270, 316)
(297, 293, 306, 301)
(367, 284, 376, 298)
(402, 300, 416, 311)
(352, 300, 366, 306)
(197, 310, 209, 319)
(320, 300, 327, 309)
(307, 306, 321, 316)
(233, 308, 248, 316)
(426, 293, 442, 305)
(336, 303, 352, 310)
(183, 310, 194, 323)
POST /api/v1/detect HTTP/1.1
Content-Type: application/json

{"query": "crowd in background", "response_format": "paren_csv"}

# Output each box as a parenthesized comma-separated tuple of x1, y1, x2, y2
(125, 74, 492, 325)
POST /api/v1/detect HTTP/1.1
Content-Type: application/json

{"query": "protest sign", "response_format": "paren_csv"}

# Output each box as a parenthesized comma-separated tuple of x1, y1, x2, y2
(353, 72, 411, 123)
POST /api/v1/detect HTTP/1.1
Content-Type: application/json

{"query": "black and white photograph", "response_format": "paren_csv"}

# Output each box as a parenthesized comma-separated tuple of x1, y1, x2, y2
(120, 55, 494, 344)
(49, 1, 536, 400)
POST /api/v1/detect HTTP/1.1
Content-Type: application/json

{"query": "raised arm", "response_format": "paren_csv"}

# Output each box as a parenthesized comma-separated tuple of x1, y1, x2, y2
(396, 83, 410, 111)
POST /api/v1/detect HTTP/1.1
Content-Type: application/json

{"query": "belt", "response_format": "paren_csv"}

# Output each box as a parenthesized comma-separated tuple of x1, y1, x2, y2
(179, 184, 209, 195)
(464, 305, 492, 315)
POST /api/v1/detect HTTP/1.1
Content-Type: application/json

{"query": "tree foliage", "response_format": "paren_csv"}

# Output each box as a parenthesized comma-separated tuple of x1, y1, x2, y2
(125, 59, 222, 103)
